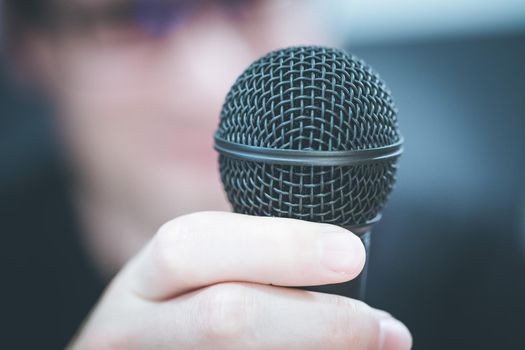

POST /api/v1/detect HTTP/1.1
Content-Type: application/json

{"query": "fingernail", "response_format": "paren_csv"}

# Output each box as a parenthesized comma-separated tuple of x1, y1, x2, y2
(379, 318, 413, 350)
(318, 231, 364, 274)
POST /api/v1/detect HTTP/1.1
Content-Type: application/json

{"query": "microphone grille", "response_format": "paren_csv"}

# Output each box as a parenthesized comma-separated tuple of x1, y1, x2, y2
(216, 46, 400, 152)
(215, 46, 402, 227)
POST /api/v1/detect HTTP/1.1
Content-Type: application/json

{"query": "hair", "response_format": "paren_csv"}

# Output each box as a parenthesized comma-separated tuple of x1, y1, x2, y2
(4, 0, 50, 25)
(2, 1, 49, 50)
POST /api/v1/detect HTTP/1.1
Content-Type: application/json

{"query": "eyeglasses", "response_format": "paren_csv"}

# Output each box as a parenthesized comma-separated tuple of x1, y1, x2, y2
(40, 0, 261, 39)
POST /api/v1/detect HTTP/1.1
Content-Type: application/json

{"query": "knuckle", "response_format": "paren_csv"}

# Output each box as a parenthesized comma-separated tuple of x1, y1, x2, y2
(324, 297, 381, 350)
(198, 283, 255, 342)
(76, 327, 138, 350)
(150, 213, 205, 270)
(150, 230, 178, 273)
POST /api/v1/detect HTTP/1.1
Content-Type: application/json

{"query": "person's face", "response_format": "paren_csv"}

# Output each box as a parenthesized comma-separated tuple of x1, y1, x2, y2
(27, 0, 334, 229)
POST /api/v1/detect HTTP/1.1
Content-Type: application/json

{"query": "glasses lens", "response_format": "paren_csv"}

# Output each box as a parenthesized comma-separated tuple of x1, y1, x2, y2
(133, 0, 195, 36)
(133, 0, 258, 36)
(47, 0, 258, 40)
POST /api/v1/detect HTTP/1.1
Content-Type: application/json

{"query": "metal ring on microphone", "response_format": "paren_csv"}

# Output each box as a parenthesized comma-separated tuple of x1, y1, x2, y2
(214, 135, 404, 166)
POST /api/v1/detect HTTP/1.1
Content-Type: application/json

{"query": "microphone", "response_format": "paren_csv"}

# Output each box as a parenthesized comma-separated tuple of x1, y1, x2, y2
(214, 46, 403, 300)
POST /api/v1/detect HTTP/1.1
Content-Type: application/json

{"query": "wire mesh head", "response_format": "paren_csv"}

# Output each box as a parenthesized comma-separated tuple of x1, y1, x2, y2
(215, 46, 402, 227)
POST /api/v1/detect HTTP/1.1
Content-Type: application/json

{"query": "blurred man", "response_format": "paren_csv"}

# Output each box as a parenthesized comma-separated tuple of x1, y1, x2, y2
(2, 1, 411, 349)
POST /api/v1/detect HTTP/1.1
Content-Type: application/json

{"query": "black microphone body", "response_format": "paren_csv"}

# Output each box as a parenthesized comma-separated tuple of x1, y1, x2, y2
(214, 46, 402, 300)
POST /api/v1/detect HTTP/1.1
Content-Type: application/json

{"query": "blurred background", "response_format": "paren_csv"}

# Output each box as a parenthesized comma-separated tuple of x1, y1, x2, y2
(1, 0, 525, 349)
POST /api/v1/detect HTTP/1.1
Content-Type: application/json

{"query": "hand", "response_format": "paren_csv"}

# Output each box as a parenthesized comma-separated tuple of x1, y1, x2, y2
(69, 211, 412, 350)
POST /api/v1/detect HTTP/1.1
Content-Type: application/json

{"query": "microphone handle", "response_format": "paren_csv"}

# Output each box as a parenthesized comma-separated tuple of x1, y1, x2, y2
(298, 228, 371, 301)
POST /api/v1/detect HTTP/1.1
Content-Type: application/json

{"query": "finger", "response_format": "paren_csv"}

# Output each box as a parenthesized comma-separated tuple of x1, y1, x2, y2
(122, 211, 365, 300)
(128, 282, 412, 350)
